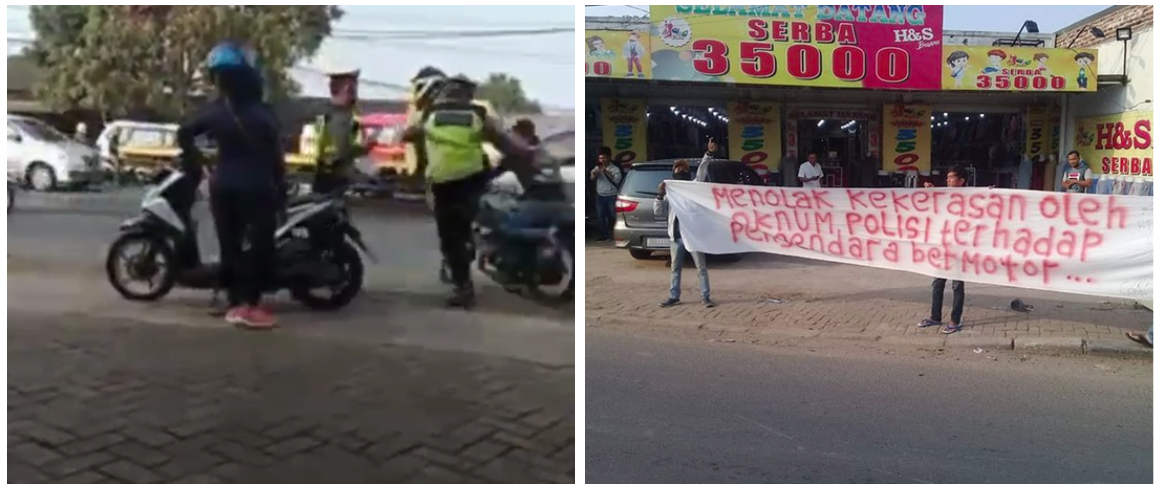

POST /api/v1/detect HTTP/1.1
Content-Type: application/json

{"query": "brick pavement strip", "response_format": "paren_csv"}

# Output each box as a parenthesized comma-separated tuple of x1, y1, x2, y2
(586, 246, 1153, 358)
(7, 312, 575, 484)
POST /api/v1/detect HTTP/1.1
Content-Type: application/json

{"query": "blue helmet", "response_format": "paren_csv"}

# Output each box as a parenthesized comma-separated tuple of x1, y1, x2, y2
(206, 42, 256, 73)
(206, 42, 264, 100)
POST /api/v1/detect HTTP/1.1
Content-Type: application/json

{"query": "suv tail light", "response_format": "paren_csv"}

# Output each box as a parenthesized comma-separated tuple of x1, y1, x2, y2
(615, 199, 638, 213)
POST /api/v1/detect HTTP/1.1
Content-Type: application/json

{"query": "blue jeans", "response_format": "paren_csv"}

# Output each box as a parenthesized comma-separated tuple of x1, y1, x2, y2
(595, 194, 617, 239)
(670, 239, 710, 301)
(1149, 326, 1154, 346)
(931, 278, 965, 324)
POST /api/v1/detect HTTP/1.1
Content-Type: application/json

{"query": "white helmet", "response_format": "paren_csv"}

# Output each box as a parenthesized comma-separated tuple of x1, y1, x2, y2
(411, 66, 447, 106)
(321, 59, 360, 79)
(413, 75, 446, 106)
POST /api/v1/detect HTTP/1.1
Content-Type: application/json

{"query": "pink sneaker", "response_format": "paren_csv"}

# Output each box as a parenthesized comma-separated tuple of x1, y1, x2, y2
(238, 306, 277, 330)
(224, 307, 249, 325)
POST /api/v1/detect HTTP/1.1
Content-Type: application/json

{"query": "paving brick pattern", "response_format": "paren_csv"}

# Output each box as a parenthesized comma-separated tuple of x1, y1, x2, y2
(8, 313, 574, 484)
(587, 245, 1150, 342)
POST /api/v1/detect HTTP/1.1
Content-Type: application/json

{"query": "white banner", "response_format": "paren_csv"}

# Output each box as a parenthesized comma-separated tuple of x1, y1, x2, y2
(665, 181, 1154, 301)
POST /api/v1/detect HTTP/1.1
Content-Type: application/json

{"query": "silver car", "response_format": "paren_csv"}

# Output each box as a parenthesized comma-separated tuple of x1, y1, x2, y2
(613, 159, 765, 259)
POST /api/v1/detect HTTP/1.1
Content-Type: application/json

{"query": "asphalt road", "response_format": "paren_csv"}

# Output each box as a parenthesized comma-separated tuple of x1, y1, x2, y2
(7, 198, 574, 366)
(586, 328, 1153, 484)
(6, 198, 571, 321)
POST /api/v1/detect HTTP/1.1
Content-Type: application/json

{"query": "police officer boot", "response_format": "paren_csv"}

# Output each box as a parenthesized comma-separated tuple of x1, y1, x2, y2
(446, 281, 476, 309)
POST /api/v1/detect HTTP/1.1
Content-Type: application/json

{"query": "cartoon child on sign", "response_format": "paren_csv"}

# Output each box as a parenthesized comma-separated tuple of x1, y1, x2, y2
(624, 31, 645, 78)
(983, 49, 1006, 74)
(946, 50, 969, 88)
(587, 36, 616, 59)
(1033, 53, 1050, 73)
(1075, 52, 1095, 89)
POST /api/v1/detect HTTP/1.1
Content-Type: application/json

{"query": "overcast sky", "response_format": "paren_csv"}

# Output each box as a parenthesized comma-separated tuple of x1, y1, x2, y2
(7, 5, 577, 109)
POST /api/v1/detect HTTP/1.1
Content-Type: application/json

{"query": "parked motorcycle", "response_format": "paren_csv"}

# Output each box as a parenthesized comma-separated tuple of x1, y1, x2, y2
(105, 169, 374, 310)
(437, 170, 574, 301)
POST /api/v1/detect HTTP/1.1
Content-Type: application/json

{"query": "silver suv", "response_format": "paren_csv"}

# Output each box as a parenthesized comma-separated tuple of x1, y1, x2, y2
(613, 159, 764, 259)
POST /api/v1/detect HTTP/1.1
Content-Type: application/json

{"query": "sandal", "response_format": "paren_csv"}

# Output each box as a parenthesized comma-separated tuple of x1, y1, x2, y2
(917, 318, 941, 328)
(940, 323, 962, 335)
(1125, 332, 1153, 348)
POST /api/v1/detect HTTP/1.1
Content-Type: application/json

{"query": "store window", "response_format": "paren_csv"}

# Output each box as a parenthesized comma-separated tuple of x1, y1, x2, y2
(930, 111, 1024, 188)
(646, 105, 728, 161)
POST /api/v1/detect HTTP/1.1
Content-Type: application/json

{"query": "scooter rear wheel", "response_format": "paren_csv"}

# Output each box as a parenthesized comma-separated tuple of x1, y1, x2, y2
(106, 234, 178, 302)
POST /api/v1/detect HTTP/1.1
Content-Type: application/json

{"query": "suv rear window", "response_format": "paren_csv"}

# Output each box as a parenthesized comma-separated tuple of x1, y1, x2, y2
(622, 161, 763, 198)
(707, 161, 763, 186)
(622, 166, 672, 198)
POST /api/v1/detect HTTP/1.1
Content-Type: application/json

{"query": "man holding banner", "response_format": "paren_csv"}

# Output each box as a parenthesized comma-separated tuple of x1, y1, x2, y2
(918, 167, 969, 334)
(657, 160, 714, 309)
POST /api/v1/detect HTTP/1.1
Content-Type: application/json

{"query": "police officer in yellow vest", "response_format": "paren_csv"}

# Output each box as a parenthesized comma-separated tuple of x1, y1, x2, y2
(313, 62, 367, 194)
(404, 75, 532, 308)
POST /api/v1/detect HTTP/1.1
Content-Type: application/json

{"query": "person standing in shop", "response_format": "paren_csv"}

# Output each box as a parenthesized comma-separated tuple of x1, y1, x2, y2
(590, 147, 623, 242)
(798, 151, 825, 188)
(1061, 150, 1094, 194)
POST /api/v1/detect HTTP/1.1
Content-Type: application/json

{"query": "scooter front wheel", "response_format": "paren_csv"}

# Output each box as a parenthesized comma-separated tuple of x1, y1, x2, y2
(292, 242, 365, 311)
(106, 234, 178, 302)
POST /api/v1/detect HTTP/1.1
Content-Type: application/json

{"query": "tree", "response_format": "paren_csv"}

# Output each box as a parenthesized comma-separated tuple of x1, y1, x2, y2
(477, 73, 542, 115)
(27, 6, 343, 120)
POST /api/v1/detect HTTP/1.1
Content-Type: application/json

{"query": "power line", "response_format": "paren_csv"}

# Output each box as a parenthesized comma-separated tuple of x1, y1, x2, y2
(334, 38, 567, 64)
(291, 66, 410, 93)
(330, 27, 572, 40)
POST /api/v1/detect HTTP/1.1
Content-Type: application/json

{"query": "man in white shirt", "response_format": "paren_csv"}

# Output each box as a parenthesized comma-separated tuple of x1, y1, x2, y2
(798, 152, 824, 188)
(694, 137, 718, 182)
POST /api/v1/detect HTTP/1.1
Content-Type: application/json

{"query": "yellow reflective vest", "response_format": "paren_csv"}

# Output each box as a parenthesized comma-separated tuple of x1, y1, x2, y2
(313, 111, 364, 174)
(423, 102, 488, 184)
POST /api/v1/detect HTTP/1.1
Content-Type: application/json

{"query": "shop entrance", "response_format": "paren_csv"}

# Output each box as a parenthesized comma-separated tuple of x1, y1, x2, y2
(800, 118, 865, 171)
(787, 108, 879, 188)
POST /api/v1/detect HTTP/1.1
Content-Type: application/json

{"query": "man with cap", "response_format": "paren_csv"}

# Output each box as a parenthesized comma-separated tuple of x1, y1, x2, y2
(312, 61, 368, 194)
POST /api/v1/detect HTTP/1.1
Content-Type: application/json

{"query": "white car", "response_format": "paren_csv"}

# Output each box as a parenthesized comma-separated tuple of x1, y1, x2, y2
(7, 114, 103, 191)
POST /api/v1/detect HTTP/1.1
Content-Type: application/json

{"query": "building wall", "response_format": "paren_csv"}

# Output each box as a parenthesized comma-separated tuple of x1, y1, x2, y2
(1058, 6, 1153, 163)
(1056, 5, 1153, 50)
(943, 30, 1055, 47)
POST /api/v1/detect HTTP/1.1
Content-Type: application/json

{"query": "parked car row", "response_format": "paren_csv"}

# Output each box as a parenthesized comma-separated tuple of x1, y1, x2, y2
(612, 158, 764, 260)
(7, 114, 103, 191)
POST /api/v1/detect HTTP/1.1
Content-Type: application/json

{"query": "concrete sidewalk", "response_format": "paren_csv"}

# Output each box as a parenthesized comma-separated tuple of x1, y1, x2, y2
(586, 245, 1153, 359)
(8, 311, 574, 484)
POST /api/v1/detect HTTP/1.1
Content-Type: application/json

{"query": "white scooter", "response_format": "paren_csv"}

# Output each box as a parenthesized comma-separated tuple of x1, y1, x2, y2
(106, 169, 375, 310)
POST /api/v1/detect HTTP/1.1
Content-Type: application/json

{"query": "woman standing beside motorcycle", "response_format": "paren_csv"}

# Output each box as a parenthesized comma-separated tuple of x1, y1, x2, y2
(175, 42, 285, 329)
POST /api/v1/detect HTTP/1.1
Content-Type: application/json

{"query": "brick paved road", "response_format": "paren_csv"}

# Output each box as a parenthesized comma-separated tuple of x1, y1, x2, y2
(8, 312, 575, 484)
(587, 245, 1151, 343)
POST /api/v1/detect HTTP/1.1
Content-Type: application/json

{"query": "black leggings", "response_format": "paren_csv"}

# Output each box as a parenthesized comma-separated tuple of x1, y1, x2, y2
(432, 172, 489, 288)
(210, 187, 278, 307)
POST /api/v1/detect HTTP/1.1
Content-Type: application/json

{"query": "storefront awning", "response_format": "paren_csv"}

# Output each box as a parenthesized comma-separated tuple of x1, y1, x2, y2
(587, 79, 1070, 112)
